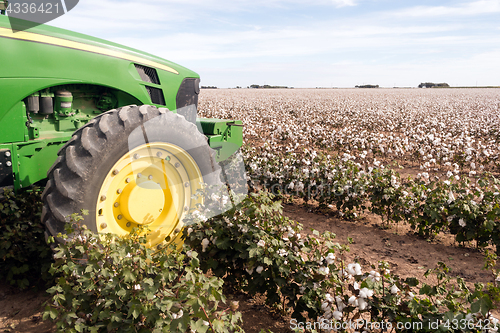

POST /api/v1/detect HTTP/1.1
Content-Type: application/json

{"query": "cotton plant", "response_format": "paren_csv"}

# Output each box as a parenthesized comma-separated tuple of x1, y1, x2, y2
(184, 191, 500, 332)
(44, 221, 244, 333)
(244, 135, 500, 251)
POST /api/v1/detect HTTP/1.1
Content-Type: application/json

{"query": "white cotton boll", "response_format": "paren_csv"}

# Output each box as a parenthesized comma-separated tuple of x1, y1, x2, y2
(332, 310, 343, 320)
(319, 266, 330, 275)
(201, 238, 210, 252)
(321, 302, 330, 311)
(256, 266, 264, 274)
(325, 253, 336, 265)
(354, 263, 362, 275)
(172, 309, 183, 319)
(358, 297, 368, 310)
(348, 296, 358, 306)
(368, 270, 380, 282)
(335, 296, 345, 311)
(347, 263, 356, 275)
(390, 285, 399, 294)
(277, 249, 287, 257)
(359, 288, 373, 298)
(448, 191, 455, 204)
(257, 240, 266, 247)
(459, 218, 466, 227)
(193, 210, 207, 221)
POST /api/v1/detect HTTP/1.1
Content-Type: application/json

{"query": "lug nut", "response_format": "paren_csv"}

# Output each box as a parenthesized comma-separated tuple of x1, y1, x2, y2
(126, 178, 131, 183)
(148, 175, 153, 180)
(137, 173, 142, 178)
(6, 161, 12, 167)
(126, 222, 131, 227)
(156, 152, 163, 158)
(114, 202, 119, 207)
(133, 153, 140, 160)
(184, 206, 189, 212)
(184, 182, 190, 187)
(175, 162, 180, 168)
(117, 215, 123, 220)
(100, 223, 107, 229)
(100, 195, 106, 201)
(112, 169, 119, 175)
(117, 188, 122, 194)
(5, 151, 11, 157)
(174, 228, 181, 234)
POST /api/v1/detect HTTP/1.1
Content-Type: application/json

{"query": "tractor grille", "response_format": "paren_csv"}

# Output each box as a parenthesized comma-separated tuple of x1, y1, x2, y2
(146, 86, 166, 106)
(135, 64, 160, 85)
(176, 78, 200, 124)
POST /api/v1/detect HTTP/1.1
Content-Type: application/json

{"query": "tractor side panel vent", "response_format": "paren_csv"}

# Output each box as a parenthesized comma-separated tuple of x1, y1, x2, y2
(176, 78, 200, 124)
(135, 64, 160, 85)
(146, 86, 166, 106)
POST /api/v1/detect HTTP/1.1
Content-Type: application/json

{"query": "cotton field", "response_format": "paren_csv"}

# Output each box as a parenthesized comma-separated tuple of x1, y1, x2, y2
(199, 88, 500, 251)
(199, 88, 500, 176)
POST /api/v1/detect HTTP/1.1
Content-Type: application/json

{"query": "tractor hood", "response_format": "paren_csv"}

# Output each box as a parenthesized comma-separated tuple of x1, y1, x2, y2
(0, 15, 198, 78)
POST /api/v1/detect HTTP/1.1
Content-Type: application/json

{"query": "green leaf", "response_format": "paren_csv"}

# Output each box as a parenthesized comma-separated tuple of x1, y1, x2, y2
(471, 297, 493, 316)
(248, 246, 260, 258)
(123, 268, 136, 283)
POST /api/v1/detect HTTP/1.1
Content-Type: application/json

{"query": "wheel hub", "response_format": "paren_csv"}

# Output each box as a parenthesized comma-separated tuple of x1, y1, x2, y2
(120, 180, 165, 225)
(96, 143, 203, 248)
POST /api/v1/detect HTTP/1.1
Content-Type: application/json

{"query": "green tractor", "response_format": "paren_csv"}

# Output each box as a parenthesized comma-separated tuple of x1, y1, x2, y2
(0, 5, 244, 248)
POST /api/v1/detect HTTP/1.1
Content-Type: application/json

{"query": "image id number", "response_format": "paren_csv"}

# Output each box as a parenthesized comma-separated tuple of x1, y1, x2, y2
(6, 2, 60, 14)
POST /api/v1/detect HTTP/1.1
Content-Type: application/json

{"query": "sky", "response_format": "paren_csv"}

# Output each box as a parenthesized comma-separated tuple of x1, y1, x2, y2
(47, 0, 500, 88)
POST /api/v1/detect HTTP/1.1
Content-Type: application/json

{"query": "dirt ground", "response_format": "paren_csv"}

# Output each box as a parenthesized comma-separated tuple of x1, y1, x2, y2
(1, 203, 498, 333)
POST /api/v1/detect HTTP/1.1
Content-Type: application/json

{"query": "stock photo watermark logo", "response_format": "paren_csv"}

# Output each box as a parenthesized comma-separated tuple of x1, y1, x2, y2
(3, 0, 79, 31)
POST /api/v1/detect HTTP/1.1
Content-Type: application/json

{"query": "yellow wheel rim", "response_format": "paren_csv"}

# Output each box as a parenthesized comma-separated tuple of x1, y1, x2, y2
(96, 143, 203, 248)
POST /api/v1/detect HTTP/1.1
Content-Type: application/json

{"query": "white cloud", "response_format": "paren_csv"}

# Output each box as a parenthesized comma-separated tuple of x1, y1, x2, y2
(46, 0, 498, 88)
(109, 21, 478, 64)
(390, 0, 500, 18)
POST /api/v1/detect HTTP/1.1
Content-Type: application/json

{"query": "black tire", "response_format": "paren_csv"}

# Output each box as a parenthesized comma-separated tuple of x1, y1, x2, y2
(42, 105, 222, 247)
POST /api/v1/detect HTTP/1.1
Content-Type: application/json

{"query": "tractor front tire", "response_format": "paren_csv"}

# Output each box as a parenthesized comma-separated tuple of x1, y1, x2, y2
(42, 105, 221, 248)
